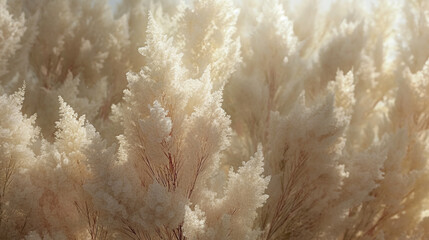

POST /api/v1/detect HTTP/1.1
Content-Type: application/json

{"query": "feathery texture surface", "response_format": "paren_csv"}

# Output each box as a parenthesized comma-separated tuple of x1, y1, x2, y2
(1, 0, 429, 239)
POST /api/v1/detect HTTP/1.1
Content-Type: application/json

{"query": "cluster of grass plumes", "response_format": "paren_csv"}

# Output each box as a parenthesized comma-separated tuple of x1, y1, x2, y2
(1, 0, 429, 239)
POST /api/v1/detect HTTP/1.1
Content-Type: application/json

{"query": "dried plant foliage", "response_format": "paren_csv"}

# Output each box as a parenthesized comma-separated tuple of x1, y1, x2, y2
(1, 0, 429, 239)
